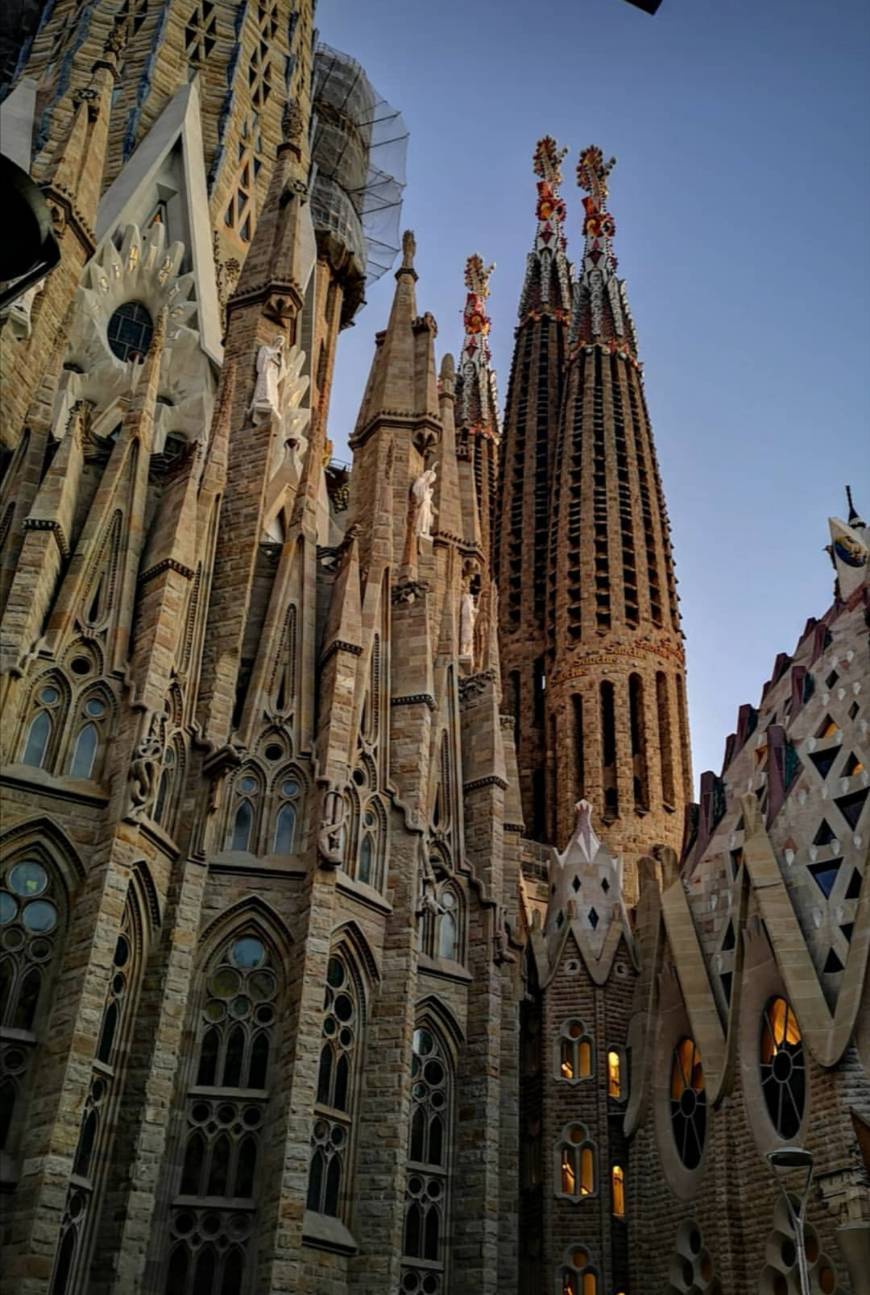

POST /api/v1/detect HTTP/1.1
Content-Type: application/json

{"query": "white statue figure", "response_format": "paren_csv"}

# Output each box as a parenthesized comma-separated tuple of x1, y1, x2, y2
(413, 465, 438, 540)
(5, 276, 45, 341)
(460, 589, 478, 660)
(250, 335, 287, 422)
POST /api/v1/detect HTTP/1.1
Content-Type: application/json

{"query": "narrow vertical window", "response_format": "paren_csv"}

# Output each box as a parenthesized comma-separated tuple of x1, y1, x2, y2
(572, 694, 585, 800)
(558, 1021, 593, 1083)
(307, 954, 362, 1219)
(656, 672, 675, 807)
(1, 858, 65, 1183)
(611, 1164, 625, 1218)
(22, 710, 52, 768)
(69, 723, 99, 779)
(402, 1027, 453, 1290)
(628, 674, 649, 812)
(167, 933, 278, 1290)
(674, 674, 691, 800)
(558, 1124, 595, 1198)
(600, 681, 618, 820)
(52, 895, 143, 1291)
(607, 1050, 621, 1100)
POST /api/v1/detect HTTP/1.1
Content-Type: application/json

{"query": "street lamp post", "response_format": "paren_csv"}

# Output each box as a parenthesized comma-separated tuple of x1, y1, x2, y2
(766, 1147, 814, 1295)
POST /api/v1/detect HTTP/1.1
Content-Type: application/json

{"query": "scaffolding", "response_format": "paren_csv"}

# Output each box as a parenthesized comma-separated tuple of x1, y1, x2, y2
(311, 42, 408, 289)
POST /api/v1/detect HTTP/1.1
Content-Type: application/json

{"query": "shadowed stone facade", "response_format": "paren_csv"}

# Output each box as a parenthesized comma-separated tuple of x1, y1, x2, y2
(0, 4, 867, 1294)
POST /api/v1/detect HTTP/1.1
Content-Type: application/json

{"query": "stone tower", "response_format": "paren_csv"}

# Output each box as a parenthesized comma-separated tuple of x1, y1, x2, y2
(496, 137, 572, 839)
(0, 6, 523, 1291)
(545, 146, 691, 873)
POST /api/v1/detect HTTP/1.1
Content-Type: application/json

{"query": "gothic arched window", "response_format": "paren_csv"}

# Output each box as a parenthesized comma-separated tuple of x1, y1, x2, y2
(557, 1021, 593, 1083)
(226, 770, 262, 852)
(558, 1124, 596, 1199)
(420, 879, 464, 965)
(154, 738, 184, 833)
(66, 689, 111, 781)
(307, 953, 363, 1220)
(561, 1245, 599, 1295)
(760, 997, 805, 1140)
(20, 676, 68, 771)
(271, 773, 302, 855)
(0, 855, 67, 1181)
(401, 1025, 453, 1290)
(51, 894, 145, 1293)
(167, 931, 280, 1291)
(354, 798, 384, 888)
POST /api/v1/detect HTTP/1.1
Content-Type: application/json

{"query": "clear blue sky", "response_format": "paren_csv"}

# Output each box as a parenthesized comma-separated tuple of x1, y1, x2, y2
(316, 0, 870, 794)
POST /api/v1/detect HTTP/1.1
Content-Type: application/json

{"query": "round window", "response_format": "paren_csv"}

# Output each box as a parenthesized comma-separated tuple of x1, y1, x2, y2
(9, 861, 49, 897)
(22, 899, 58, 932)
(230, 937, 266, 969)
(669, 1037, 706, 1169)
(760, 997, 805, 1139)
(107, 301, 154, 363)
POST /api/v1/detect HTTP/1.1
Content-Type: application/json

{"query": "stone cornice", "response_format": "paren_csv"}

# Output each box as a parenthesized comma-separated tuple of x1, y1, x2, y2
(22, 517, 69, 559)
(320, 639, 364, 666)
(463, 774, 508, 793)
(138, 558, 196, 586)
(391, 693, 436, 711)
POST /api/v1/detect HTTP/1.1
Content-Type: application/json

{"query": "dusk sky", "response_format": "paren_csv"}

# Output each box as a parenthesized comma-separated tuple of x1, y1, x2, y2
(316, 0, 869, 793)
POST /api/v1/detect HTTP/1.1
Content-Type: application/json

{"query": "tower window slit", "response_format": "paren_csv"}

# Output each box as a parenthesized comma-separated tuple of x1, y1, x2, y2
(629, 673, 649, 811)
(600, 681, 618, 820)
(573, 695, 585, 800)
(657, 672, 676, 807)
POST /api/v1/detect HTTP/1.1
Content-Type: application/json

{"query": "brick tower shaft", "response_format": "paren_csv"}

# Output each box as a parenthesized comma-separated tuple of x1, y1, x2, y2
(545, 146, 691, 883)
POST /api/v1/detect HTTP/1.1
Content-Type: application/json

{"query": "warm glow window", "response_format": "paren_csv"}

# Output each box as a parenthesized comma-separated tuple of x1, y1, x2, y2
(611, 1164, 625, 1218)
(558, 1020, 593, 1083)
(759, 996, 805, 1140)
(669, 1037, 706, 1169)
(559, 1125, 595, 1198)
(561, 1246, 599, 1295)
(607, 1049, 622, 1099)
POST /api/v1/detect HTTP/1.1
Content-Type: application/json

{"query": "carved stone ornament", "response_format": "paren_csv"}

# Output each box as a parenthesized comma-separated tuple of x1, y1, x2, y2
(317, 787, 348, 868)
(127, 711, 164, 819)
(391, 578, 430, 606)
(55, 221, 214, 451)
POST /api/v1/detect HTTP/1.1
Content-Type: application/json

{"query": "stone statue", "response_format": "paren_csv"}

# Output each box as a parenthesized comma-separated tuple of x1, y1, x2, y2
(250, 335, 287, 423)
(412, 465, 437, 541)
(4, 277, 44, 341)
(460, 590, 478, 660)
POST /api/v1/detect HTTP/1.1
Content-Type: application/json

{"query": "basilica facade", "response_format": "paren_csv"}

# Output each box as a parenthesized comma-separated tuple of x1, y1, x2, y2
(0, 3, 867, 1293)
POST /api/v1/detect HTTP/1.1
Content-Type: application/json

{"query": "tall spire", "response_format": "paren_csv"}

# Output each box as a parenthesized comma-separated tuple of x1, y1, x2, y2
(494, 138, 571, 836)
(455, 254, 500, 567)
(570, 146, 637, 357)
(542, 146, 691, 883)
(517, 135, 572, 322)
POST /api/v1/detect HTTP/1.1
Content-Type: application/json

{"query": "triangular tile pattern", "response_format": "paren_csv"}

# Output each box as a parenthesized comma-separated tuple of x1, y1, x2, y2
(684, 581, 867, 1006)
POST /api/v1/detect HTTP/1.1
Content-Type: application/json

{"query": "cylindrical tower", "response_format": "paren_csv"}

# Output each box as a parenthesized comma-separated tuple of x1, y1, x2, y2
(495, 137, 573, 837)
(545, 147, 692, 879)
